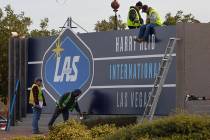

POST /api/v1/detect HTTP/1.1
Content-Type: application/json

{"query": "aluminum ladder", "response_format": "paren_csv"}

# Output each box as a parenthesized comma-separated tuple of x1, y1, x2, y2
(140, 38, 180, 123)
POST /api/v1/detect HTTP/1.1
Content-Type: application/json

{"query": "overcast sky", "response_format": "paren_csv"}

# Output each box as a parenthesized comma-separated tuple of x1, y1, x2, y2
(0, 0, 210, 32)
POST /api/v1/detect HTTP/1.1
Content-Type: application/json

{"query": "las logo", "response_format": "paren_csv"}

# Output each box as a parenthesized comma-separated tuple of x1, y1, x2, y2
(42, 28, 93, 98)
(52, 39, 80, 82)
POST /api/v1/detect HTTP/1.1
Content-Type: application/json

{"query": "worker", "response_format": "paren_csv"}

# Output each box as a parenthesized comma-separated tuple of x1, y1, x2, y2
(134, 5, 163, 43)
(48, 89, 83, 129)
(29, 77, 46, 134)
(127, 1, 144, 29)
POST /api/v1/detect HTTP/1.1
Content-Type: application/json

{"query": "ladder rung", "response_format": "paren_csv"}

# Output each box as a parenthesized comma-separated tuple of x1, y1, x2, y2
(154, 78, 159, 81)
(162, 58, 168, 61)
(164, 54, 170, 57)
(170, 37, 180, 40)
(154, 81, 160, 85)
(147, 104, 152, 107)
(161, 67, 168, 69)
(166, 48, 172, 51)
(153, 83, 159, 89)
(151, 95, 156, 98)
(155, 76, 161, 79)
(166, 45, 173, 48)
(163, 56, 169, 59)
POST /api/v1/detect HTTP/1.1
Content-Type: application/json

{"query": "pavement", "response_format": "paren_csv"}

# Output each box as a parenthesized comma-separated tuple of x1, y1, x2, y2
(0, 113, 69, 140)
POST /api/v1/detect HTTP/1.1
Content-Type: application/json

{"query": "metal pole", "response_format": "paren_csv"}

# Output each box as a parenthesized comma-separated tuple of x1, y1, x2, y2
(71, 19, 88, 33)
(67, 17, 70, 28)
(6, 80, 19, 131)
(15, 38, 21, 122)
(114, 12, 118, 30)
(59, 17, 88, 33)
(69, 17, 72, 28)
(20, 39, 26, 117)
(8, 37, 14, 126)
(24, 38, 28, 115)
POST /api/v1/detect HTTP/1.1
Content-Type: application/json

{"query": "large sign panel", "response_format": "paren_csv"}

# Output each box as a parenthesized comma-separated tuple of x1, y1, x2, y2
(28, 26, 176, 114)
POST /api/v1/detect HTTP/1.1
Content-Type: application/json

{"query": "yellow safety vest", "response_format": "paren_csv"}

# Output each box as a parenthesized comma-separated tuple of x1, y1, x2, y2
(148, 8, 163, 26)
(29, 84, 43, 105)
(127, 7, 142, 27)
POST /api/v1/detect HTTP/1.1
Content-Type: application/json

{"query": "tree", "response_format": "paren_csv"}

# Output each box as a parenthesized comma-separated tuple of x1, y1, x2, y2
(30, 18, 59, 37)
(94, 15, 126, 32)
(0, 5, 32, 103)
(0, 5, 59, 104)
(164, 10, 200, 25)
(164, 13, 176, 25)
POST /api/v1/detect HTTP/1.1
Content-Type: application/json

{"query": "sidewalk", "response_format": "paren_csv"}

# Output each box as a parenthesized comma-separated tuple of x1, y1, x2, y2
(0, 114, 65, 140)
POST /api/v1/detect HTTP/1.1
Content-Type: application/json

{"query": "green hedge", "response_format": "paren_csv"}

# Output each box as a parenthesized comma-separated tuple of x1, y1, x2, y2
(83, 116, 137, 128)
(12, 114, 210, 140)
(104, 114, 210, 140)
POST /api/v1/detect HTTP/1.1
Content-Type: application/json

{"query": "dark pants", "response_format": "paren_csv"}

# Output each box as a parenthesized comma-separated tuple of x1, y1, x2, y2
(138, 23, 157, 41)
(48, 102, 81, 127)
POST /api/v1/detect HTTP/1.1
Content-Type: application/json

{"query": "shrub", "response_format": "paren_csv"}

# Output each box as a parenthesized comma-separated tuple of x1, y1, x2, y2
(49, 120, 118, 139)
(84, 116, 137, 128)
(104, 114, 210, 140)
(48, 119, 92, 140)
(90, 124, 117, 138)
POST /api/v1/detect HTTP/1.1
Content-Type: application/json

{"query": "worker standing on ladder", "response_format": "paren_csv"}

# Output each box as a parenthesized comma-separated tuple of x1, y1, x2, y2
(29, 77, 46, 134)
(134, 5, 163, 43)
(127, 1, 144, 29)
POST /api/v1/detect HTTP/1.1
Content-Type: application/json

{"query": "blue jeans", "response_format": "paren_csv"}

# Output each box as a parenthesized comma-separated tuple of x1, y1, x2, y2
(32, 107, 42, 133)
(138, 24, 157, 41)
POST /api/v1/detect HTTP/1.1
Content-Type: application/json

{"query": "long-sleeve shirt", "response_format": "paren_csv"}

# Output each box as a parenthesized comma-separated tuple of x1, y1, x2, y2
(57, 92, 77, 111)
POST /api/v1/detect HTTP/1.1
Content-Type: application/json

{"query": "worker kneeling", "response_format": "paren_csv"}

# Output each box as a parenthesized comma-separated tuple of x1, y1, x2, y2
(134, 5, 163, 43)
(48, 89, 83, 129)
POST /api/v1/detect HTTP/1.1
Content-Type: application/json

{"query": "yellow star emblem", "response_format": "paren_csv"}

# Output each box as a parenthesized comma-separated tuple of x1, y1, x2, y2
(52, 38, 64, 58)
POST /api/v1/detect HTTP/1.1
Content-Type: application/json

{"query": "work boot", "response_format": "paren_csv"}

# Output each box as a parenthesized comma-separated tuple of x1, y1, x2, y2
(32, 130, 43, 134)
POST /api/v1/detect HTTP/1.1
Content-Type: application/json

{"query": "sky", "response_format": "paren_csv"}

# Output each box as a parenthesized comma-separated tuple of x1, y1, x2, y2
(0, 0, 210, 32)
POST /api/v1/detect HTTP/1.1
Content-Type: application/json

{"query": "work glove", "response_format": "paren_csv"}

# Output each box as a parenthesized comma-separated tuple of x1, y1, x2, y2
(79, 116, 84, 120)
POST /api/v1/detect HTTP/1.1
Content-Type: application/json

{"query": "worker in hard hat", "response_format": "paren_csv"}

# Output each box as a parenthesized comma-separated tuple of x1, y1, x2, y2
(134, 5, 163, 43)
(127, 1, 144, 29)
